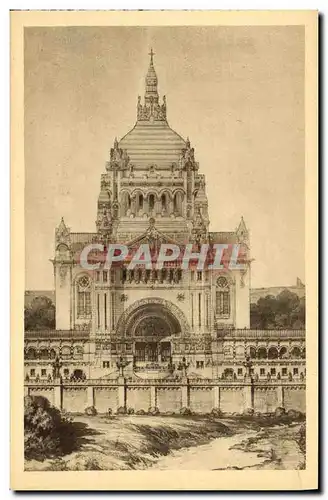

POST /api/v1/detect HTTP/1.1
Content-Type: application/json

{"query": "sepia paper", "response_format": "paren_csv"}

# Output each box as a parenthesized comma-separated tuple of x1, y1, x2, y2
(11, 10, 318, 490)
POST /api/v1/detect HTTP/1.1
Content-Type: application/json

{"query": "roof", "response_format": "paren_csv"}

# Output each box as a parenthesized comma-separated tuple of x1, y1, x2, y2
(119, 121, 186, 169)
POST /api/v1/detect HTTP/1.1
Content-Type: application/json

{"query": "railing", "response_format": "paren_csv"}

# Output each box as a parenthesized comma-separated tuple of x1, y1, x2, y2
(220, 329, 305, 339)
(25, 329, 90, 339)
(25, 376, 306, 388)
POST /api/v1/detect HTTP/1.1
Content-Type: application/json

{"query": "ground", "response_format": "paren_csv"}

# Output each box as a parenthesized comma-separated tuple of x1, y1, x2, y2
(25, 414, 305, 471)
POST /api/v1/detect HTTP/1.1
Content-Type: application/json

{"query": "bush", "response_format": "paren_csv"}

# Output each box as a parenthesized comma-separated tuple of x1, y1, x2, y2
(24, 395, 75, 461)
(275, 407, 286, 418)
(84, 406, 97, 416)
(179, 407, 192, 416)
(135, 409, 146, 415)
(287, 409, 303, 420)
(211, 408, 223, 417)
(116, 406, 126, 415)
(297, 423, 306, 454)
(148, 406, 160, 415)
(127, 407, 135, 415)
(243, 408, 254, 416)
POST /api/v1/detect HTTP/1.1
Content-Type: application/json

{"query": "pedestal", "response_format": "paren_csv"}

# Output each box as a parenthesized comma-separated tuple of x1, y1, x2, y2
(243, 377, 253, 411)
(213, 385, 220, 409)
(117, 376, 126, 409)
(181, 377, 189, 408)
(87, 386, 94, 407)
(277, 385, 284, 407)
(54, 378, 62, 410)
(150, 385, 156, 408)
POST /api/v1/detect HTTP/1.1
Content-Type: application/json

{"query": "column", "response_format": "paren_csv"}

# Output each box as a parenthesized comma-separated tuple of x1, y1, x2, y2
(24, 386, 29, 397)
(277, 385, 284, 407)
(181, 377, 189, 408)
(150, 386, 156, 408)
(243, 383, 253, 411)
(131, 195, 136, 216)
(213, 385, 219, 409)
(87, 385, 94, 408)
(118, 376, 126, 409)
(54, 380, 62, 409)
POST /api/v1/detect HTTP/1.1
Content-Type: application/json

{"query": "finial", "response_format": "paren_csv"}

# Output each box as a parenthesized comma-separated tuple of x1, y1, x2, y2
(149, 48, 155, 65)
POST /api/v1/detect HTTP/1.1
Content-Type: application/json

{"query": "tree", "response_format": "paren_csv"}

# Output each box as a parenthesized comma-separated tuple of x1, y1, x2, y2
(24, 395, 74, 460)
(250, 290, 305, 329)
(24, 296, 55, 331)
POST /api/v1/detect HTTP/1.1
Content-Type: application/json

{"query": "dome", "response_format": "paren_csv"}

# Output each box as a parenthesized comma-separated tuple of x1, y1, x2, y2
(119, 121, 186, 169)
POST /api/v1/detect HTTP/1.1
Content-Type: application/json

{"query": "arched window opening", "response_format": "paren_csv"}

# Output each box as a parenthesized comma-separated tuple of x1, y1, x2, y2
(26, 348, 36, 360)
(235, 345, 244, 358)
(61, 346, 71, 360)
(39, 348, 49, 360)
(173, 194, 178, 212)
(74, 346, 84, 359)
(279, 347, 288, 359)
(268, 347, 278, 360)
(161, 194, 166, 211)
(223, 346, 233, 358)
(257, 347, 267, 359)
(249, 346, 256, 359)
(76, 276, 91, 319)
(149, 194, 155, 211)
(49, 349, 56, 360)
(223, 368, 234, 380)
(173, 192, 183, 215)
(215, 276, 230, 317)
(138, 194, 143, 211)
(70, 369, 86, 381)
(290, 346, 301, 359)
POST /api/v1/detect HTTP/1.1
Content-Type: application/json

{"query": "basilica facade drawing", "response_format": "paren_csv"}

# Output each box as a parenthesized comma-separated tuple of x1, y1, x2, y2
(24, 52, 306, 412)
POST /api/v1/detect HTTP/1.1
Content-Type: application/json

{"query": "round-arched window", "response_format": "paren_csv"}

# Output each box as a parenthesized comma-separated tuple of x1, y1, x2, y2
(257, 347, 267, 359)
(290, 346, 301, 359)
(268, 347, 279, 359)
(216, 277, 230, 317)
(249, 346, 256, 359)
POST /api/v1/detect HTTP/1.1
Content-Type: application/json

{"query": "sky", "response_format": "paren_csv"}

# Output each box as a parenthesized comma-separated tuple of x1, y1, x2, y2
(24, 25, 305, 290)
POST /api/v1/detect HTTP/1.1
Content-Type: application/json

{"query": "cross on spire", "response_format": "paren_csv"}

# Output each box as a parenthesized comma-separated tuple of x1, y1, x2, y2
(149, 48, 155, 64)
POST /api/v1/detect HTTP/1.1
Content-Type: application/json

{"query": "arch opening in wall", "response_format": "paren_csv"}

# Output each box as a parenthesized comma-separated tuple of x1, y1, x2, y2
(149, 193, 155, 211)
(74, 346, 84, 359)
(75, 275, 92, 320)
(70, 369, 86, 381)
(290, 346, 301, 359)
(215, 276, 231, 318)
(279, 346, 288, 359)
(268, 346, 278, 360)
(173, 191, 184, 216)
(120, 191, 131, 216)
(61, 346, 71, 360)
(257, 347, 267, 359)
(223, 368, 234, 380)
(249, 346, 256, 359)
(26, 348, 36, 360)
(138, 193, 144, 211)
(161, 193, 166, 212)
(235, 345, 244, 358)
(49, 349, 56, 360)
(39, 348, 49, 360)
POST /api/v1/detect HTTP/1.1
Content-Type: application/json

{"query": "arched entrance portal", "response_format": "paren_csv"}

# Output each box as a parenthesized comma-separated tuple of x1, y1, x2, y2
(117, 300, 185, 365)
(134, 315, 175, 362)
